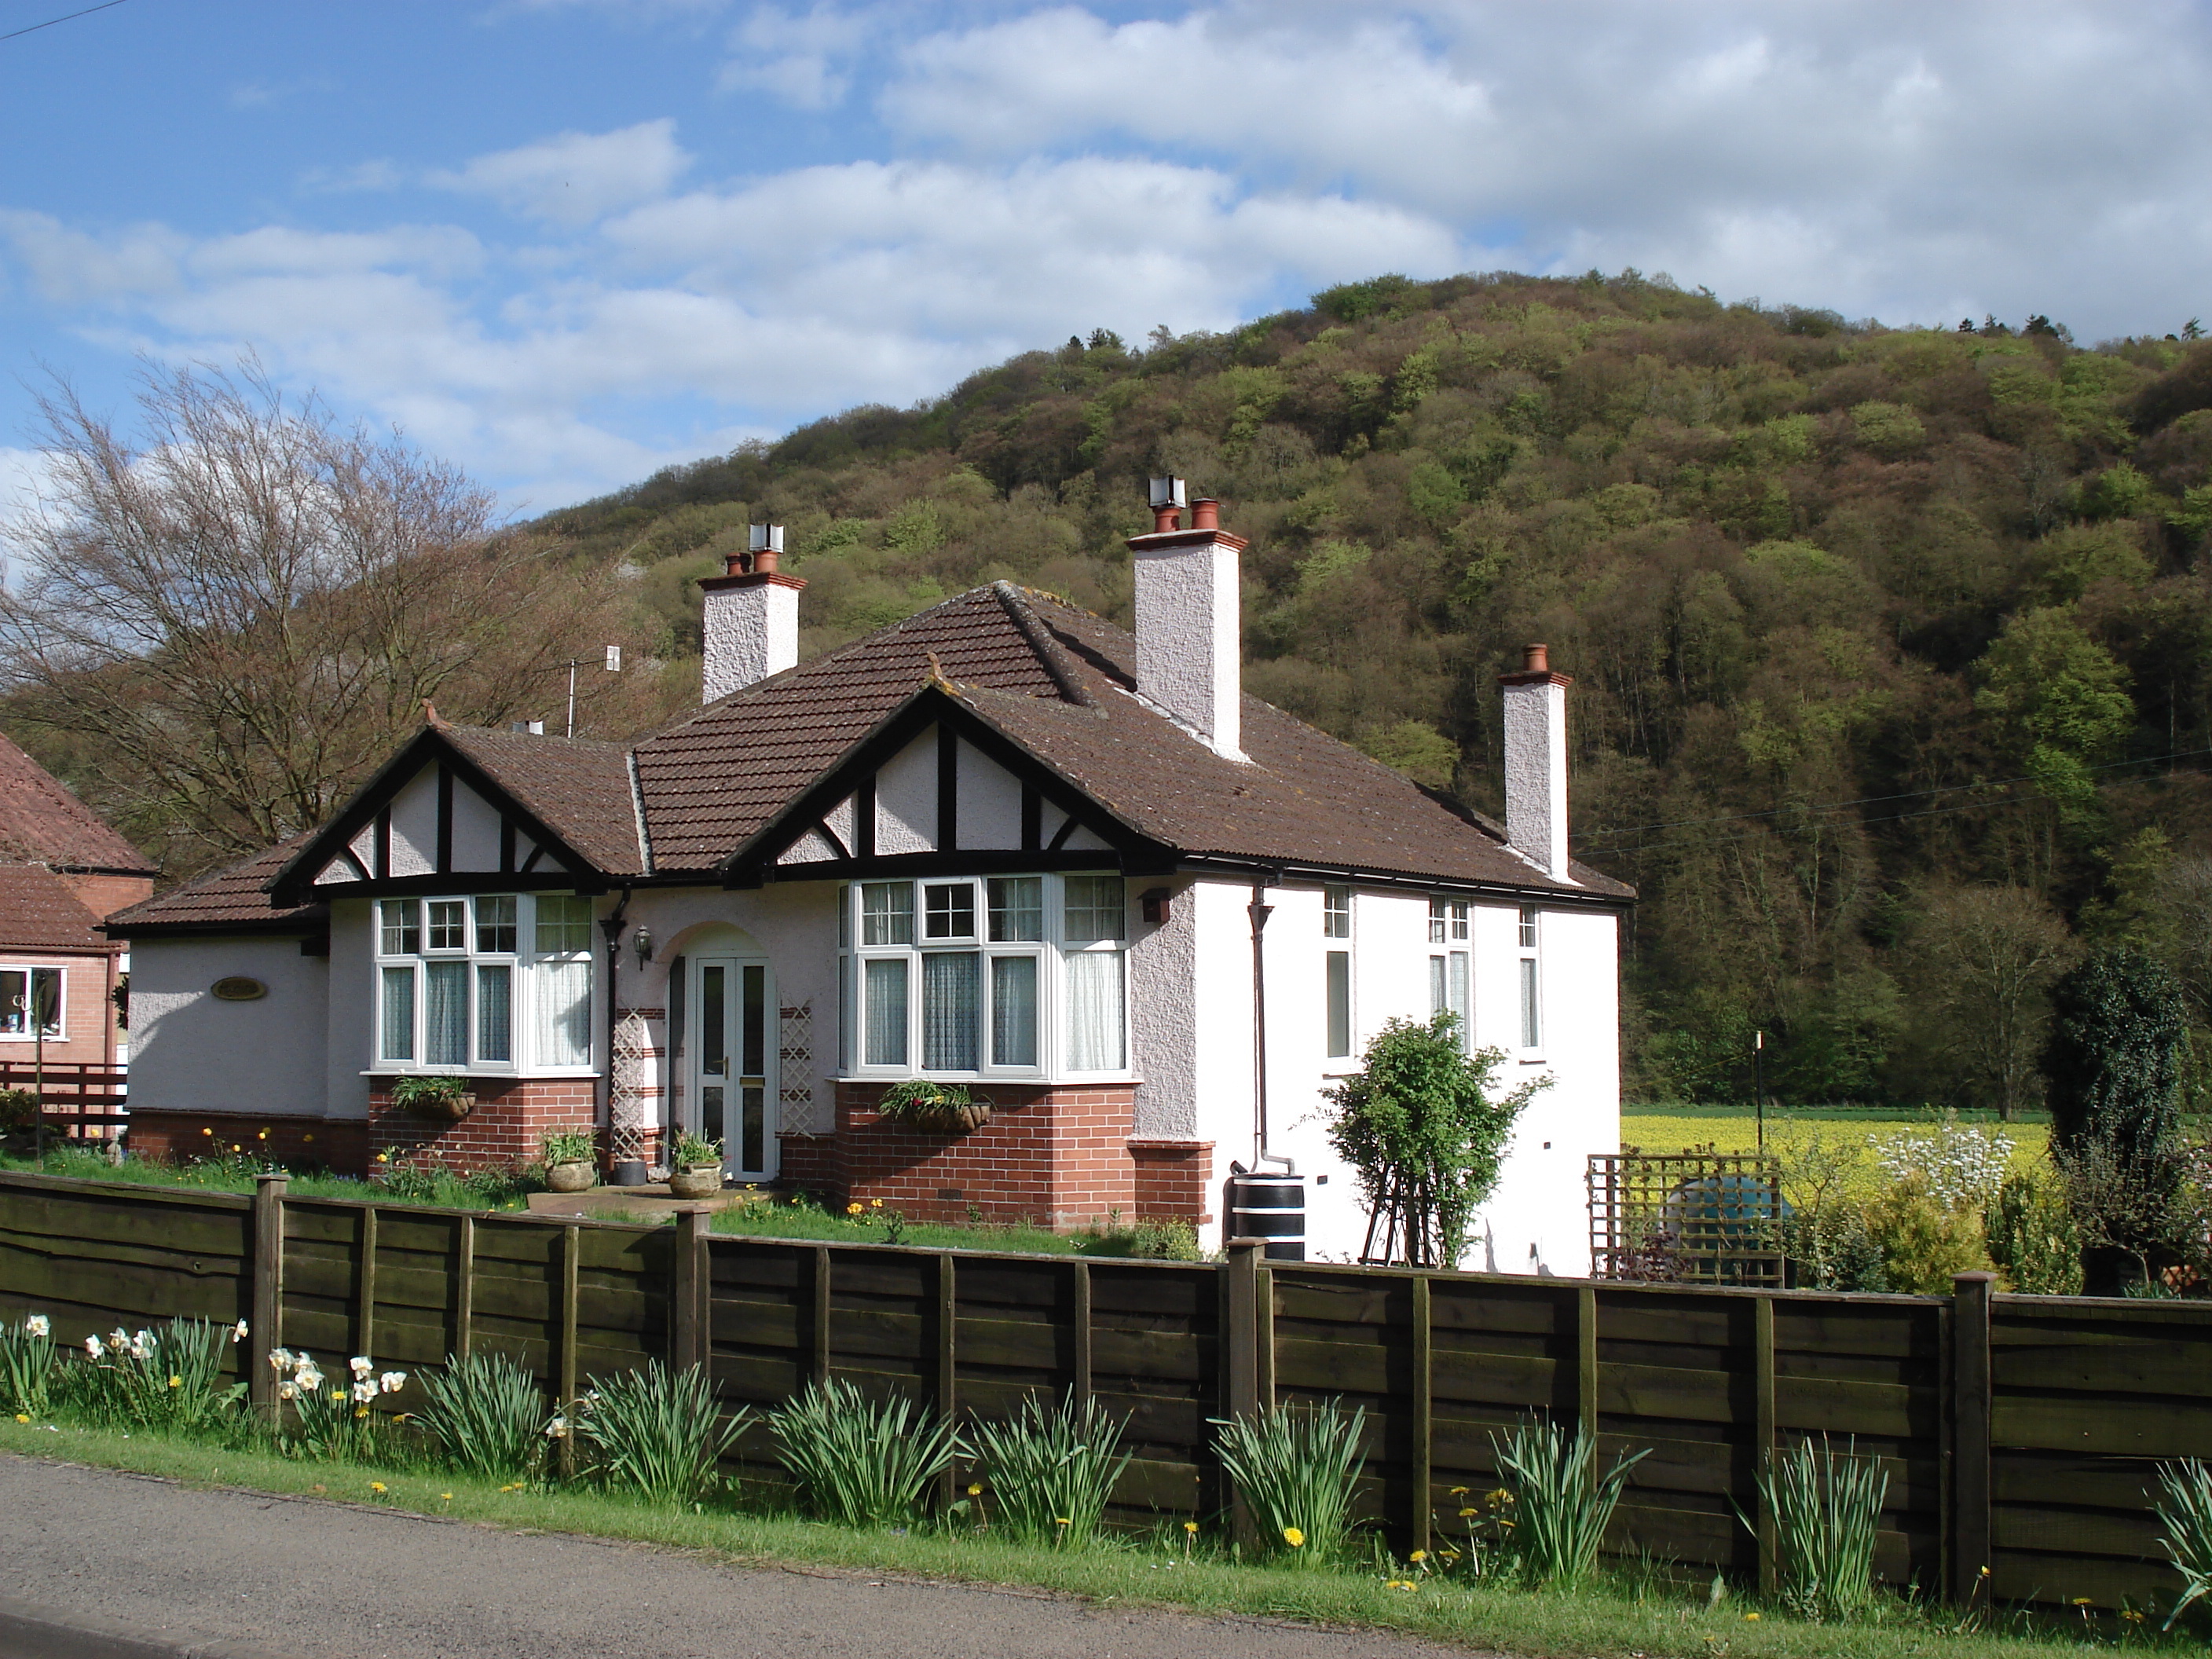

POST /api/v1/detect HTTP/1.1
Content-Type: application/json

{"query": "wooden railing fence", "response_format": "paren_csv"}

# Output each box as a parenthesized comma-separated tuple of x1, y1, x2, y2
(0, 1061, 128, 1134)
(0, 1167, 2205, 1613)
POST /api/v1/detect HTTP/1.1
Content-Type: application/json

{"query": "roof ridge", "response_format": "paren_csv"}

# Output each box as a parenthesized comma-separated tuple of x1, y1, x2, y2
(990, 581, 1093, 707)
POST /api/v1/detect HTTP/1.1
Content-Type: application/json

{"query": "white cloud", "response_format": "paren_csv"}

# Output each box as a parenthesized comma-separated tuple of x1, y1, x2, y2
(717, 4, 881, 108)
(430, 119, 694, 226)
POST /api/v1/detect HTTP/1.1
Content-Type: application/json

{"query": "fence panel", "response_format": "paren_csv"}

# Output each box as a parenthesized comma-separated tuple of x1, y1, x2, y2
(0, 1173, 249, 1353)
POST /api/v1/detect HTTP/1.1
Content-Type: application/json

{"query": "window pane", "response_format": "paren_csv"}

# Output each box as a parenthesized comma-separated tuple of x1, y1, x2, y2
(1451, 900, 1470, 942)
(1063, 874, 1125, 943)
(838, 884, 851, 949)
(1426, 897, 1445, 944)
(924, 882, 976, 940)
(837, 956, 851, 1072)
(424, 961, 468, 1064)
(1324, 887, 1351, 939)
(1065, 950, 1125, 1070)
(476, 895, 517, 954)
(741, 965, 766, 1078)
(991, 955, 1038, 1067)
(1518, 906, 1538, 950)
(379, 965, 415, 1062)
(536, 895, 593, 955)
(1520, 956, 1540, 1049)
(1326, 950, 1351, 1057)
(741, 1083, 765, 1173)
(0, 969, 23, 1035)
(427, 900, 466, 952)
(863, 958, 909, 1066)
(701, 966, 727, 1078)
(987, 877, 1043, 941)
(1428, 955, 1446, 1015)
(533, 958, 592, 1067)
(29, 968, 59, 1035)
(380, 899, 419, 956)
(1450, 951, 1471, 1053)
(861, 881, 914, 946)
(476, 965, 511, 1063)
(923, 951, 980, 1071)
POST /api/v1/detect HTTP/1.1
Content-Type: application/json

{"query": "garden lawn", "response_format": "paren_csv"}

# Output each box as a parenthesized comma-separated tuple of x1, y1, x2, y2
(0, 1417, 2146, 1659)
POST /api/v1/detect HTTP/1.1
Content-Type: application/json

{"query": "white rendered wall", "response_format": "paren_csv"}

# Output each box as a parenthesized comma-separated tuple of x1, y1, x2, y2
(130, 936, 331, 1117)
(955, 738, 1024, 850)
(702, 580, 799, 702)
(1501, 681, 1570, 879)
(1129, 876, 1199, 1141)
(386, 767, 436, 876)
(873, 731, 937, 854)
(450, 781, 503, 871)
(1131, 538, 1243, 760)
(324, 899, 373, 1120)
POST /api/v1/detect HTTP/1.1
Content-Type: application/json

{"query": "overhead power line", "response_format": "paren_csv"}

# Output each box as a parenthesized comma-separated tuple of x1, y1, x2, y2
(0, 0, 132, 45)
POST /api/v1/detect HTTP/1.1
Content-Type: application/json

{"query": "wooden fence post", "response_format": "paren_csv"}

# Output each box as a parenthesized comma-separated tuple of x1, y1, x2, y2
(811, 1245, 832, 1384)
(356, 1205, 379, 1363)
(1071, 1259, 1093, 1411)
(1754, 1295, 1777, 1596)
(1225, 1240, 1262, 1551)
(558, 1223, 581, 1478)
(1576, 1284, 1599, 1441)
(453, 1214, 475, 1362)
(937, 1251, 958, 1507)
(672, 1209, 708, 1372)
(1411, 1273, 1434, 1558)
(249, 1174, 287, 1416)
(1950, 1271, 1995, 1606)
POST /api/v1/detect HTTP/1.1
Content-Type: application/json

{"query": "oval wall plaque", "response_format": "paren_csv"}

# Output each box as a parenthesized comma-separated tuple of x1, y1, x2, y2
(210, 976, 267, 1002)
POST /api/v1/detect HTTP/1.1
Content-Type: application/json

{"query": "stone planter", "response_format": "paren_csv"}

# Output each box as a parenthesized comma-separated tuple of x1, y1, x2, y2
(545, 1160, 597, 1194)
(668, 1164, 723, 1200)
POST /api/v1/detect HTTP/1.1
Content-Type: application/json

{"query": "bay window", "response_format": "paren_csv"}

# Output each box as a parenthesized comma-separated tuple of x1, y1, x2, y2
(374, 892, 594, 1074)
(841, 873, 1123, 1079)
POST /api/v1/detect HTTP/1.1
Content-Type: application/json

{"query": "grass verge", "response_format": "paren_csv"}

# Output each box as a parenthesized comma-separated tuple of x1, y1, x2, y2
(0, 1417, 2157, 1659)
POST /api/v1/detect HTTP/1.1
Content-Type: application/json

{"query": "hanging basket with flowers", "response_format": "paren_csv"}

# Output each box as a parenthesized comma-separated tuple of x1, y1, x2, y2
(876, 1080, 991, 1136)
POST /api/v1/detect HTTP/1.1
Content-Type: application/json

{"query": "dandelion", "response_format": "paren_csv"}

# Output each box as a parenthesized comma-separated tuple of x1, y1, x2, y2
(1743, 1612, 1760, 1623)
(2122, 1610, 2145, 1624)
(354, 1407, 370, 1419)
(230, 1144, 240, 1153)
(440, 1492, 452, 1501)
(967, 1483, 983, 1496)
(202, 1127, 213, 1137)
(13, 1413, 27, 1424)
(375, 1152, 387, 1163)
(1409, 1550, 1426, 1562)
(2073, 1598, 2095, 1607)
(1184, 1521, 1199, 1534)
(168, 1375, 182, 1389)
(871, 1198, 883, 1208)
(369, 1481, 387, 1494)
(25, 1314, 49, 1338)
(1458, 1507, 1478, 1518)
(1282, 1527, 1306, 1548)
(1448, 1485, 1468, 1496)
(258, 1129, 269, 1141)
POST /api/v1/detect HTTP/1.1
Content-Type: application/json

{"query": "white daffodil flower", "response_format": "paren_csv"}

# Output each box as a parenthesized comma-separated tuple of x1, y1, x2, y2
(349, 1356, 373, 1379)
(84, 1335, 103, 1358)
(268, 1348, 292, 1372)
(25, 1314, 49, 1338)
(231, 1320, 248, 1343)
(277, 1381, 297, 1401)
(379, 1372, 406, 1394)
(351, 1380, 377, 1404)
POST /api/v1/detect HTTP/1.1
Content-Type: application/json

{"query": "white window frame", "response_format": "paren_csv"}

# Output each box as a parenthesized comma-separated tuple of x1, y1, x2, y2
(838, 872, 1130, 1082)
(0, 965, 64, 1042)
(370, 892, 596, 1077)
(1517, 904, 1543, 1056)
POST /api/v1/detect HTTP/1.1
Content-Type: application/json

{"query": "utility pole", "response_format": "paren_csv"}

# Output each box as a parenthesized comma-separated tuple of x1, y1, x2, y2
(1753, 1028, 1766, 1154)
(564, 645, 624, 738)
(31, 971, 54, 1166)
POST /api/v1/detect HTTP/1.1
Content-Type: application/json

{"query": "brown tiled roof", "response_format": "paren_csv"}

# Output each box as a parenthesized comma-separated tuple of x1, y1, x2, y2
(0, 864, 116, 951)
(105, 838, 325, 935)
(441, 727, 643, 876)
(0, 731, 156, 875)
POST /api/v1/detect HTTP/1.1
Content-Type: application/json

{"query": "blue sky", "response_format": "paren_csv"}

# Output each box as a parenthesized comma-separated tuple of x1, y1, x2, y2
(2, 0, 2209, 513)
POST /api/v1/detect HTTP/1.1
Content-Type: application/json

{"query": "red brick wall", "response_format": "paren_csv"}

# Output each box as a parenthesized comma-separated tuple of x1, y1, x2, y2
(126, 1108, 368, 1174)
(59, 873, 154, 921)
(371, 1078, 598, 1176)
(1130, 1139, 1214, 1225)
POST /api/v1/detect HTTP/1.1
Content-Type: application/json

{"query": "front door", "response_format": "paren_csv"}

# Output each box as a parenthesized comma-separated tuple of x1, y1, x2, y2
(690, 956, 775, 1179)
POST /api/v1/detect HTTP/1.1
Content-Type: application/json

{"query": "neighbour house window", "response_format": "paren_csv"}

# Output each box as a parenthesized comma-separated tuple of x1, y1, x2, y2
(841, 873, 1123, 1079)
(0, 966, 63, 1040)
(1324, 886, 1353, 1060)
(1518, 905, 1541, 1050)
(1427, 895, 1470, 1053)
(375, 893, 593, 1073)
(1323, 886, 1352, 939)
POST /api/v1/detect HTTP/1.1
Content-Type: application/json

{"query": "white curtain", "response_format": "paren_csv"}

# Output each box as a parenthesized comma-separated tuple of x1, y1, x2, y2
(1065, 950, 1125, 1071)
(991, 955, 1038, 1067)
(532, 958, 592, 1068)
(476, 965, 512, 1064)
(923, 951, 980, 1071)
(1450, 953, 1470, 1052)
(379, 966, 415, 1062)
(424, 961, 468, 1065)
(863, 958, 908, 1067)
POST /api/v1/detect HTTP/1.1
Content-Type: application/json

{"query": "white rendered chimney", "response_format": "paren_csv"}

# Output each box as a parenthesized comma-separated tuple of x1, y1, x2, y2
(699, 526, 804, 703)
(1126, 483, 1247, 760)
(1499, 643, 1573, 881)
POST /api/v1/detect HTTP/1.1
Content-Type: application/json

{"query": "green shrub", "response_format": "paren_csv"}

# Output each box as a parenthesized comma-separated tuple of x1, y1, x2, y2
(414, 1350, 553, 1481)
(2045, 947, 2189, 1255)
(1985, 1170, 2084, 1295)
(769, 1377, 961, 1529)
(1075, 1218, 1201, 1260)
(1781, 1204, 1888, 1291)
(1489, 1417, 1647, 1589)
(967, 1392, 1132, 1547)
(1864, 1178, 1993, 1294)
(0, 1311, 56, 1415)
(578, 1361, 753, 1506)
(0, 1088, 38, 1134)
(1752, 1436, 1889, 1621)
(1211, 1398, 1366, 1566)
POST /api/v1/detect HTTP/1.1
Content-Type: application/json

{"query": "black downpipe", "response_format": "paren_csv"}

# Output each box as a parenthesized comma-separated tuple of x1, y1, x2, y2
(1248, 880, 1291, 1174)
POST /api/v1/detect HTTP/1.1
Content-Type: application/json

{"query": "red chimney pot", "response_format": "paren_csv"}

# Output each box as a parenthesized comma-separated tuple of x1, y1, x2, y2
(1152, 504, 1181, 533)
(1522, 643, 1549, 673)
(1191, 498, 1221, 532)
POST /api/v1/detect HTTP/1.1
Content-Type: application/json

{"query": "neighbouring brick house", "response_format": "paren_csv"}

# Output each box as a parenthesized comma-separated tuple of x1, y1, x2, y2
(112, 490, 1632, 1267)
(0, 733, 156, 1073)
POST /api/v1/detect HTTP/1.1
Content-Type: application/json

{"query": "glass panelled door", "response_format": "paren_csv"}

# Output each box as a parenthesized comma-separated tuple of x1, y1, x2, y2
(692, 957, 775, 1178)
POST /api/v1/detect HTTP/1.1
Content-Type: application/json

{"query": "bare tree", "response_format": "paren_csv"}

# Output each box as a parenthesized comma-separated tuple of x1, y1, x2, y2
(0, 361, 657, 877)
(1902, 884, 2078, 1119)
(2152, 857, 2212, 1024)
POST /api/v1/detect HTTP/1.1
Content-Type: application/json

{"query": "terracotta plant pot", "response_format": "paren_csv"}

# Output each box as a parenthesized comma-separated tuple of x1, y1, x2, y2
(668, 1164, 723, 1200)
(545, 1160, 596, 1194)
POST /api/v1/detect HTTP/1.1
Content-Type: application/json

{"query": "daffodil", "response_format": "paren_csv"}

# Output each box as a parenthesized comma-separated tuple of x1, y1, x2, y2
(967, 1483, 983, 1496)
(25, 1314, 49, 1338)
(1282, 1527, 1305, 1548)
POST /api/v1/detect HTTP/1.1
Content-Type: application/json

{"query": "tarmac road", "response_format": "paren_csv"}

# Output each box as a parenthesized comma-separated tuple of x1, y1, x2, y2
(0, 1456, 1484, 1659)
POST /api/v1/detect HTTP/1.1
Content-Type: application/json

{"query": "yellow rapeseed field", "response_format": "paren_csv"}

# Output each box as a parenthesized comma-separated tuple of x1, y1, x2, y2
(1620, 1111, 2050, 1200)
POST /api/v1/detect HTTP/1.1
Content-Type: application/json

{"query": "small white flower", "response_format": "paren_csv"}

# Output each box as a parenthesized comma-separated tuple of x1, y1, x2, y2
(351, 1380, 377, 1404)
(379, 1372, 407, 1394)
(231, 1320, 248, 1343)
(296, 1368, 324, 1393)
(277, 1381, 298, 1401)
(268, 1348, 292, 1372)
(134, 1330, 153, 1350)
(349, 1356, 373, 1379)
(84, 1335, 103, 1358)
(108, 1328, 128, 1349)
(25, 1315, 49, 1338)
(127, 1341, 149, 1361)
(544, 1416, 568, 1438)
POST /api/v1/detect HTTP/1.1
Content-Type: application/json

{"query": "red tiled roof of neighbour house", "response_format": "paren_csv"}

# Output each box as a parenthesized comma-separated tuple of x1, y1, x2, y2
(0, 864, 119, 951)
(0, 731, 156, 875)
(104, 837, 327, 935)
(635, 585, 1066, 871)
(438, 727, 645, 875)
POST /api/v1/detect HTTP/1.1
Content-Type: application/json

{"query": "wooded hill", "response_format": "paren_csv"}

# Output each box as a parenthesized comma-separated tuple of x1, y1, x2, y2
(541, 270, 2212, 1110)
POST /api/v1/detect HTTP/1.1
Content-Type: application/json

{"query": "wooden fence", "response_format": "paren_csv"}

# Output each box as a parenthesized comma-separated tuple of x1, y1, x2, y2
(0, 1061, 128, 1136)
(0, 1166, 2204, 1613)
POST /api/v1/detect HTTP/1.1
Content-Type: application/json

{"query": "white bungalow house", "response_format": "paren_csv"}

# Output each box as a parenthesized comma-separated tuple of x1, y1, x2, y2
(109, 489, 1632, 1268)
